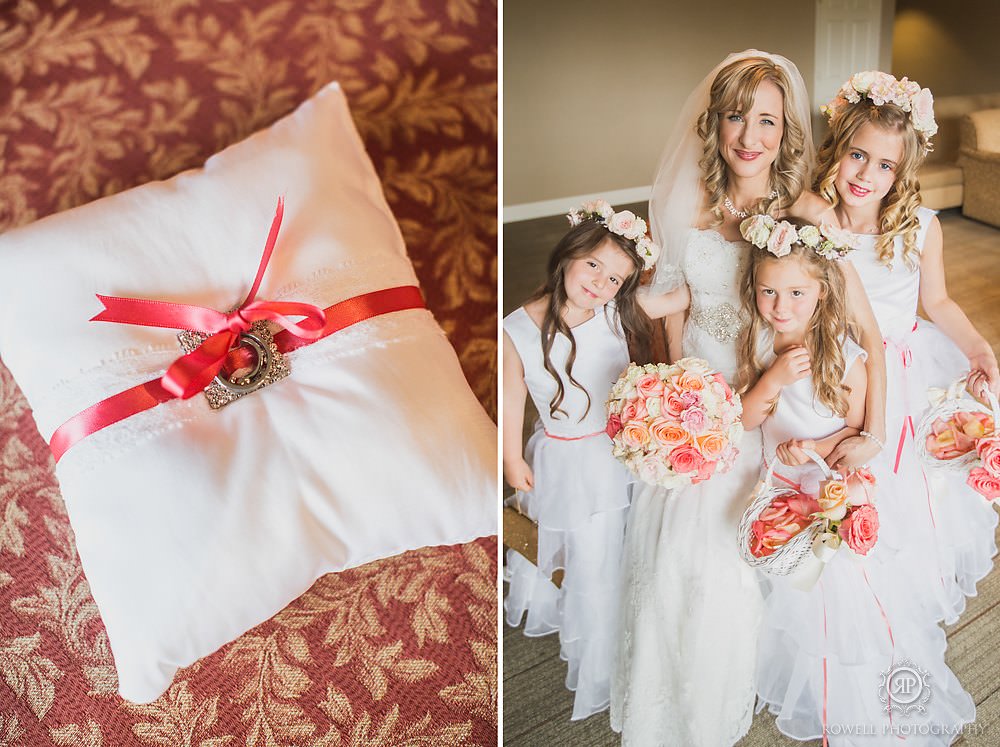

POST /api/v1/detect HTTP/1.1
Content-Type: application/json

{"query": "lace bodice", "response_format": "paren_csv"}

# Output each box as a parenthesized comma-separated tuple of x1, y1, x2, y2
(680, 229, 751, 380)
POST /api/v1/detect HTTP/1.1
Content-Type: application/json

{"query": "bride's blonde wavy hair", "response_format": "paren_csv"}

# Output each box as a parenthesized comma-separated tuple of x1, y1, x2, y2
(696, 57, 811, 224)
(814, 102, 928, 270)
(736, 227, 852, 417)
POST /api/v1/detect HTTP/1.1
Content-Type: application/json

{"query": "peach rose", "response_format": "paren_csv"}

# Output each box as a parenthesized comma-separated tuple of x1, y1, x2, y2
(696, 432, 727, 460)
(676, 370, 706, 391)
(622, 422, 651, 449)
(816, 479, 849, 521)
(668, 444, 705, 474)
(839, 504, 879, 555)
(975, 436, 1000, 477)
(967, 467, 1000, 501)
(636, 373, 665, 400)
(650, 419, 690, 449)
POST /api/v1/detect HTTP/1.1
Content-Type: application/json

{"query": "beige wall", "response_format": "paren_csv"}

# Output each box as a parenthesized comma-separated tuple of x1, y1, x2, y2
(893, 0, 1000, 96)
(504, 0, 817, 207)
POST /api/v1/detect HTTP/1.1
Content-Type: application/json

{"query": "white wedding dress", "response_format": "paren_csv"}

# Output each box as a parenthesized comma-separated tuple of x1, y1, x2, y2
(611, 229, 765, 746)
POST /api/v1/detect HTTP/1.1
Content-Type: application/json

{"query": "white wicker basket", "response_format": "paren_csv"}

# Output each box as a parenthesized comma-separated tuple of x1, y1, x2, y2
(914, 375, 1000, 473)
(737, 449, 838, 576)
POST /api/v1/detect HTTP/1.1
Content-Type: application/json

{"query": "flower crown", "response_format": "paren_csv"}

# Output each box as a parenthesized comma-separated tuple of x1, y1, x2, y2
(821, 71, 937, 144)
(566, 199, 660, 270)
(740, 214, 857, 261)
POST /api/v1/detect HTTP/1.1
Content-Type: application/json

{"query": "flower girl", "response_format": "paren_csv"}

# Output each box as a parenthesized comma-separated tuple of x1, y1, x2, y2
(502, 200, 687, 719)
(815, 72, 999, 623)
(736, 216, 975, 744)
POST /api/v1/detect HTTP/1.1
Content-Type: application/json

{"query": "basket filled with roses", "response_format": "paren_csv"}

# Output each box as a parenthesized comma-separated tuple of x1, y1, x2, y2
(604, 358, 743, 489)
(918, 375, 1000, 501)
(738, 448, 879, 580)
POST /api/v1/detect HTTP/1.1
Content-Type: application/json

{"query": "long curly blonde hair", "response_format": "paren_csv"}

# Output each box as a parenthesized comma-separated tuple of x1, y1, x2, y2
(697, 56, 812, 224)
(814, 102, 929, 270)
(736, 230, 852, 416)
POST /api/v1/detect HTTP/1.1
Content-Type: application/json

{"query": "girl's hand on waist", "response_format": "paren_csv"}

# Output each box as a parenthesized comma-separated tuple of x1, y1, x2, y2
(504, 458, 534, 492)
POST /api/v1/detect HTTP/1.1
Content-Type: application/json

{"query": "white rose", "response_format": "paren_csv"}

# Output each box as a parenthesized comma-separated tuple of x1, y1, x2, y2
(851, 71, 878, 94)
(609, 210, 638, 238)
(646, 396, 662, 417)
(797, 224, 821, 247)
(739, 214, 774, 249)
(676, 357, 713, 376)
(911, 88, 938, 136)
(820, 223, 857, 250)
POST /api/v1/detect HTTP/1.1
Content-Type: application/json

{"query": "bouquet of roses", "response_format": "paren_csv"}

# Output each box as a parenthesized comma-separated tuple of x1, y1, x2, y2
(604, 357, 743, 489)
(739, 451, 879, 581)
(918, 376, 1000, 501)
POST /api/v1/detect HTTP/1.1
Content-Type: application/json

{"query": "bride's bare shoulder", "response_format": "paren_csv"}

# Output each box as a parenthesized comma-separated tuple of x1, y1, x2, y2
(786, 190, 838, 226)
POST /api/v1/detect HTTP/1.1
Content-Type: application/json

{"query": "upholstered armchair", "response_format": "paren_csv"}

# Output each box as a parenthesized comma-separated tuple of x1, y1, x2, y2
(959, 108, 1000, 228)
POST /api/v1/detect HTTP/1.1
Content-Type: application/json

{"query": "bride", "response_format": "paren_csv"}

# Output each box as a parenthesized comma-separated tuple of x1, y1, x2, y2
(609, 50, 887, 746)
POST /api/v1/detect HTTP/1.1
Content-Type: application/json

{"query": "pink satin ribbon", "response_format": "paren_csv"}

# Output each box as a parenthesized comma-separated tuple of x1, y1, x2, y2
(49, 199, 426, 462)
(543, 428, 607, 441)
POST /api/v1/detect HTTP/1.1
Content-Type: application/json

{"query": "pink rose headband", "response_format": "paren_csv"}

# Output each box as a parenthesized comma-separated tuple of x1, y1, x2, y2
(740, 214, 857, 261)
(566, 198, 661, 270)
(821, 70, 937, 152)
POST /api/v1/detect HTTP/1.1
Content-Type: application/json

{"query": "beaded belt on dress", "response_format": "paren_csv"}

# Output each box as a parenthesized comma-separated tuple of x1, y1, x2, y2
(689, 301, 746, 344)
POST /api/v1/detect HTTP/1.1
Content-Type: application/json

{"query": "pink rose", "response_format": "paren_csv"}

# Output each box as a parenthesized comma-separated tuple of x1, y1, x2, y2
(680, 391, 701, 408)
(766, 220, 798, 257)
(635, 373, 665, 400)
(845, 467, 876, 506)
(967, 467, 1000, 501)
(712, 372, 734, 399)
(606, 413, 623, 439)
(692, 459, 716, 484)
(839, 504, 879, 556)
(664, 391, 686, 417)
(668, 444, 705, 474)
(680, 406, 708, 435)
(975, 436, 1000, 477)
(622, 423, 651, 449)
(621, 399, 648, 424)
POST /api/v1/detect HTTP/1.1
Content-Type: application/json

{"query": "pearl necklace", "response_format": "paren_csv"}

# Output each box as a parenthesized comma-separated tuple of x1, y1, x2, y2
(723, 190, 779, 220)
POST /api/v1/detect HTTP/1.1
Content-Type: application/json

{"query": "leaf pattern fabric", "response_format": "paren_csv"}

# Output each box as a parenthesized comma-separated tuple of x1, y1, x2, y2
(0, 0, 497, 744)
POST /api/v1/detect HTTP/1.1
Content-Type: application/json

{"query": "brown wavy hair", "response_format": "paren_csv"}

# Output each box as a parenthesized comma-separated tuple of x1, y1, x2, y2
(814, 101, 929, 269)
(528, 220, 653, 420)
(735, 223, 851, 416)
(697, 56, 811, 224)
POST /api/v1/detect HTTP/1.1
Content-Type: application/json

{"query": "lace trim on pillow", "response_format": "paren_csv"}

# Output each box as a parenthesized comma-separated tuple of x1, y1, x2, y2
(49, 306, 441, 475)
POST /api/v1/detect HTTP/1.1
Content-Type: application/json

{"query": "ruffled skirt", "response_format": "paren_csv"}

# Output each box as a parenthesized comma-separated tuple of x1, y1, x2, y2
(503, 423, 631, 720)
